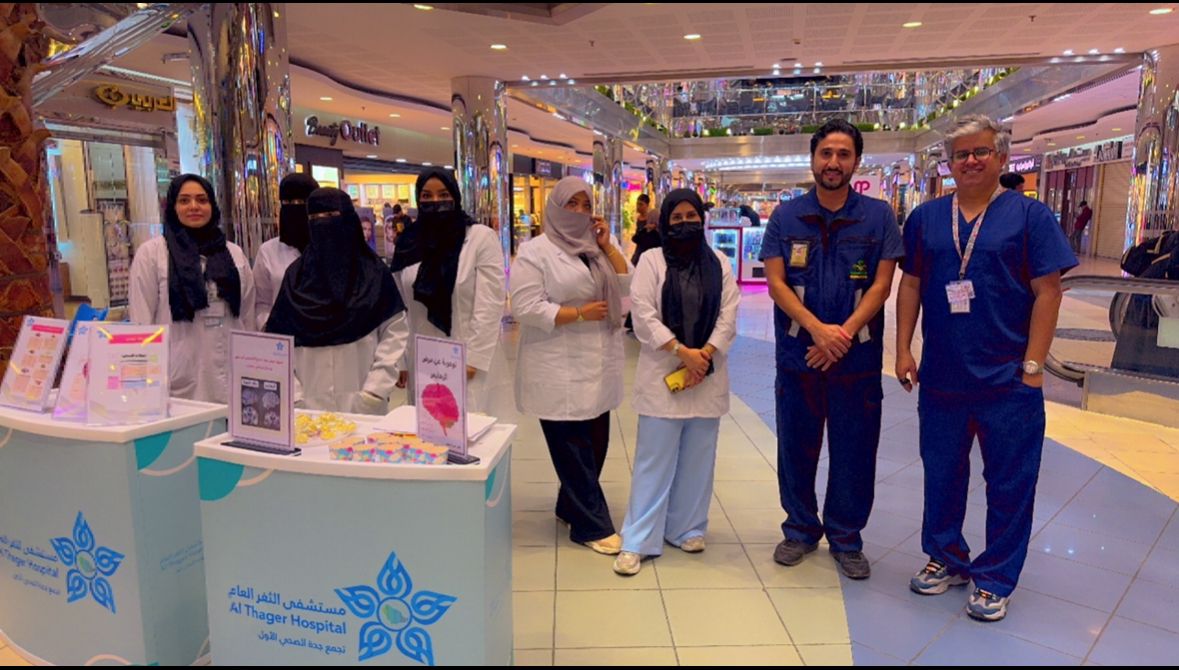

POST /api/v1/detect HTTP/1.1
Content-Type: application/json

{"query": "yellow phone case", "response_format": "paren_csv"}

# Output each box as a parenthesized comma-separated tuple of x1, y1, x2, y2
(664, 367, 691, 393)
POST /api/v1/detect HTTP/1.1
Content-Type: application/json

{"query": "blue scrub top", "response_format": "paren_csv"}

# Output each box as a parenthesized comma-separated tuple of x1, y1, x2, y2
(901, 190, 1077, 392)
(760, 188, 903, 374)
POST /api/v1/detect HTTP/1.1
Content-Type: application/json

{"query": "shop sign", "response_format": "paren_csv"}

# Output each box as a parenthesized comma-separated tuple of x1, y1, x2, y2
(1045, 141, 1124, 170)
(1008, 155, 1042, 174)
(304, 116, 381, 147)
(92, 84, 175, 113)
(533, 159, 560, 178)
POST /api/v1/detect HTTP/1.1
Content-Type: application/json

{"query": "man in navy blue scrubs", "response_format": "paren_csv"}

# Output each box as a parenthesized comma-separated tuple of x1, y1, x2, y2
(896, 114, 1076, 621)
(760, 119, 903, 579)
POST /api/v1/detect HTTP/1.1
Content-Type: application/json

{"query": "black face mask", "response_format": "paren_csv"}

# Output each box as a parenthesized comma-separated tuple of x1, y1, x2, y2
(419, 200, 456, 215)
(665, 221, 704, 241)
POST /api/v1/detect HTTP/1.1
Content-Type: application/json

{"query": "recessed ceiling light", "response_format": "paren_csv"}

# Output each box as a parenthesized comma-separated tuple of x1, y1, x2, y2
(794, 62, 803, 68)
(388, 113, 400, 118)
(414, 4, 434, 10)
(521, 75, 530, 81)
(684, 33, 702, 40)
(1063, 49, 1074, 56)
(815, 62, 823, 66)
(1114, 47, 1126, 54)
(396, 158, 407, 163)
(539, 74, 549, 80)
(490, 44, 507, 50)
(1076, 135, 1086, 140)
(903, 21, 922, 28)
(1112, 127, 1123, 131)
(559, 73, 568, 79)
(440, 126, 449, 130)
(1149, 8, 1174, 15)
(319, 96, 333, 101)
(423, 162, 432, 166)
(511, 144, 519, 147)
(366, 154, 377, 159)
(1089, 48, 1100, 55)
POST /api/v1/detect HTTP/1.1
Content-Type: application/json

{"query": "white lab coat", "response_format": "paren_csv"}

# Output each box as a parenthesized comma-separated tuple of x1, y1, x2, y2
(394, 224, 508, 415)
(510, 234, 632, 421)
(128, 236, 256, 405)
(630, 249, 740, 419)
(293, 314, 410, 413)
(253, 237, 300, 330)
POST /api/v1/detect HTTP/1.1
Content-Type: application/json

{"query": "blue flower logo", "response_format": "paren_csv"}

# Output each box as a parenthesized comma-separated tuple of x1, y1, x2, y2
(50, 512, 124, 614)
(335, 551, 457, 665)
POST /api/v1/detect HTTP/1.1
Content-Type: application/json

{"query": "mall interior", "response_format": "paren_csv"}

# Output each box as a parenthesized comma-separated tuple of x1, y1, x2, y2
(1, 2, 1178, 666)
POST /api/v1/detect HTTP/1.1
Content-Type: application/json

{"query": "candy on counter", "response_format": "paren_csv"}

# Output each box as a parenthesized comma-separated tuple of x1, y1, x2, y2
(296, 412, 357, 445)
(328, 432, 450, 465)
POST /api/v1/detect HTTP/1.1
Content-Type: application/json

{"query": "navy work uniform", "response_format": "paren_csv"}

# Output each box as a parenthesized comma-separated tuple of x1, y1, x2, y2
(902, 189, 1076, 597)
(760, 188, 903, 552)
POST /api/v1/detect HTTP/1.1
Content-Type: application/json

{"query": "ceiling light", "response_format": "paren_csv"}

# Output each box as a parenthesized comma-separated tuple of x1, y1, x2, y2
(815, 62, 823, 66)
(772, 62, 780, 68)
(440, 126, 449, 130)
(366, 154, 377, 159)
(423, 162, 432, 166)
(1114, 47, 1126, 54)
(1149, 8, 1174, 15)
(414, 4, 434, 10)
(1089, 48, 1100, 54)
(903, 21, 922, 28)
(490, 44, 507, 50)
(539, 74, 549, 80)
(319, 96, 333, 101)
(521, 75, 530, 81)
(396, 158, 407, 163)
(684, 34, 702, 40)
(794, 62, 803, 68)
(389, 113, 401, 118)
(530, 81, 538, 87)
(1076, 135, 1086, 140)
(559, 73, 568, 79)
(1050, 57, 1061, 63)
(444, 165, 453, 169)
(1112, 127, 1123, 131)
(568, 79, 576, 84)
(1063, 49, 1074, 56)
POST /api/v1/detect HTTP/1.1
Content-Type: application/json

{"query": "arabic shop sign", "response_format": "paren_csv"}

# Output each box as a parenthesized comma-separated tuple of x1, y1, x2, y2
(92, 84, 176, 113)
(1044, 140, 1127, 171)
(304, 116, 381, 147)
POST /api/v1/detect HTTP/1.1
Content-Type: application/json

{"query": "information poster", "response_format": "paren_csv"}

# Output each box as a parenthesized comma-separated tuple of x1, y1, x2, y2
(0, 316, 70, 412)
(85, 324, 169, 426)
(414, 335, 468, 458)
(229, 331, 295, 451)
(53, 322, 101, 421)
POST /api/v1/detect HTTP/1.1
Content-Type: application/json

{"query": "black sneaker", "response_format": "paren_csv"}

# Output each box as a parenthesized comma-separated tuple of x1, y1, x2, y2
(773, 539, 818, 566)
(831, 550, 871, 579)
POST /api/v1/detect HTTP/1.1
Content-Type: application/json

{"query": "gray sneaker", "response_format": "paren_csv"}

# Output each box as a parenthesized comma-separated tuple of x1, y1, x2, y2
(773, 539, 818, 566)
(831, 550, 871, 579)
(909, 558, 970, 595)
(966, 588, 1010, 622)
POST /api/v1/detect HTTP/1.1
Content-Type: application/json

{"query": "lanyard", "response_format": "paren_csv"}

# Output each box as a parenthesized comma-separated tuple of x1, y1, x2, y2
(951, 188, 1002, 281)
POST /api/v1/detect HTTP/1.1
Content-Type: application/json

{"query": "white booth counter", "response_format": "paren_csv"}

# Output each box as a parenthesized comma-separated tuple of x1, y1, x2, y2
(0, 398, 226, 666)
(195, 412, 515, 666)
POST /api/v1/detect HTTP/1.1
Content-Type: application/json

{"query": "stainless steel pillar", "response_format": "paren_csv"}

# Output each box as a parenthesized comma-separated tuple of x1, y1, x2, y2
(451, 76, 509, 264)
(1127, 45, 1179, 249)
(592, 136, 623, 238)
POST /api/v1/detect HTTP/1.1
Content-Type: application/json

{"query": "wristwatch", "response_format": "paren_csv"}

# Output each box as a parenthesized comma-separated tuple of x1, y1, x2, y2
(672, 342, 682, 356)
(1022, 360, 1042, 376)
(576, 307, 585, 322)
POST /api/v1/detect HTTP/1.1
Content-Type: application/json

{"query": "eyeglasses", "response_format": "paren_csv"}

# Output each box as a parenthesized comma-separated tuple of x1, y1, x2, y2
(950, 147, 997, 163)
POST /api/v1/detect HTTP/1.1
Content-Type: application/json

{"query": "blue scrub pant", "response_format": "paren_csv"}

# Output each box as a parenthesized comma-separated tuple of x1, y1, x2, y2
(775, 370, 883, 552)
(918, 385, 1046, 597)
(619, 416, 720, 556)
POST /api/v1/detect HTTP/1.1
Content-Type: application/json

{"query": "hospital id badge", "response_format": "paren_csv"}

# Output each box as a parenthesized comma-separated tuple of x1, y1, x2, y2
(789, 242, 809, 268)
(946, 280, 974, 314)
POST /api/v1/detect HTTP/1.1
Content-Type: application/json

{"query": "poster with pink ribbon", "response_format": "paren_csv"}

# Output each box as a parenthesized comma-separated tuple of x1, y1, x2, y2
(413, 335, 468, 458)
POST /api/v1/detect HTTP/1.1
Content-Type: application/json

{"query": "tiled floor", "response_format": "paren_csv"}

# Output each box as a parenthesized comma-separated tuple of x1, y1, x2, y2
(4, 257, 1179, 666)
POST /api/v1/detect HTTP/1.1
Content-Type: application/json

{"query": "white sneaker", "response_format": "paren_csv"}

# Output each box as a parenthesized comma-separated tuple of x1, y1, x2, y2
(680, 536, 706, 553)
(584, 534, 622, 555)
(613, 551, 641, 576)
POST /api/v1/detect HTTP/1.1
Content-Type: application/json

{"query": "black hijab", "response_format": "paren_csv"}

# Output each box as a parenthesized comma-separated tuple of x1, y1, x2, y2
(278, 173, 319, 251)
(265, 188, 405, 347)
(163, 174, 241, 323)
(403, 168, 472, 336)
(659, 189, 722, 350)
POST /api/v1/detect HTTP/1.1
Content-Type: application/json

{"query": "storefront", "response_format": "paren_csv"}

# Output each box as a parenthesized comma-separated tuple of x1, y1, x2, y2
(1042, 139, 1131, 258)
(510, 156, 568, 256)
(1008, 154, 1042, 198)
(39, 75, 183, 315)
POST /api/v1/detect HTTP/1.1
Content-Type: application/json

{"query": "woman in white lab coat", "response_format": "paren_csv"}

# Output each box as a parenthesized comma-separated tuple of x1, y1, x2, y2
(129, 174, 255, 404)
(612, 189, 740, 576)
(510, 176, 632, 555)
(253, 173, 319, 329)
(265, 188, 409, 414)
(390, 168, 508, 415)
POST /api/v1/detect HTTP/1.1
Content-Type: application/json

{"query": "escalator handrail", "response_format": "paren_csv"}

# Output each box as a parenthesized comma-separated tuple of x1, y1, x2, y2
(1047, 274, 1179, 386)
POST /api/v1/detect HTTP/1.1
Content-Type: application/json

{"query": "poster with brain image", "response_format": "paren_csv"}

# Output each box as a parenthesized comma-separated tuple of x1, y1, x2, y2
(414, 335, 468, 458)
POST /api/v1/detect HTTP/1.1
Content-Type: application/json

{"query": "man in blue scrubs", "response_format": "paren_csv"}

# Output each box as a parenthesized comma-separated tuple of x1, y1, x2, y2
(760, 119, 903, 579)
(896, 114, 1076, 621)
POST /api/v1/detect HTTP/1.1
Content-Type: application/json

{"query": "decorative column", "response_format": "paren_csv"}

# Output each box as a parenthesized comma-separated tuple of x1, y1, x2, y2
(451, 76, 509, 264)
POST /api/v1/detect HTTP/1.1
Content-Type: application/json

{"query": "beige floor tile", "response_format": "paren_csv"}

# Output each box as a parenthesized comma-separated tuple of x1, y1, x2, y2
(713, 480, 782, 510)
(728, 509, 791, 546)
(653, 543, 762, 590)
(554, 591, 672, 648)
(513, 482, 560, 512)
(1113, 451, 1179, 475)
(599, 457, 633, 483)
(513, 649, 553, 666)
(512, 459, 561, 483)
(767, 588, 850, 645)
(747, 544, 842, 589)
(514, 546, 557, 592)
(702, 506, 742, 544)
(713, 455, 777, 481)
(796, 643, 853, 665)
(553, 647, 677, 665)
(514, 511, 558, 548)
(663, 589, 792, 647)
(514, 591, 555, 650)
(677, 645, 804, 666)
(556, 543, 659, 590)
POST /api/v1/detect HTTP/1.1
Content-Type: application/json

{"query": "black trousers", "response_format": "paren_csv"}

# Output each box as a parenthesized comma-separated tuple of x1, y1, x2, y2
(539, 412, 615, 543)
